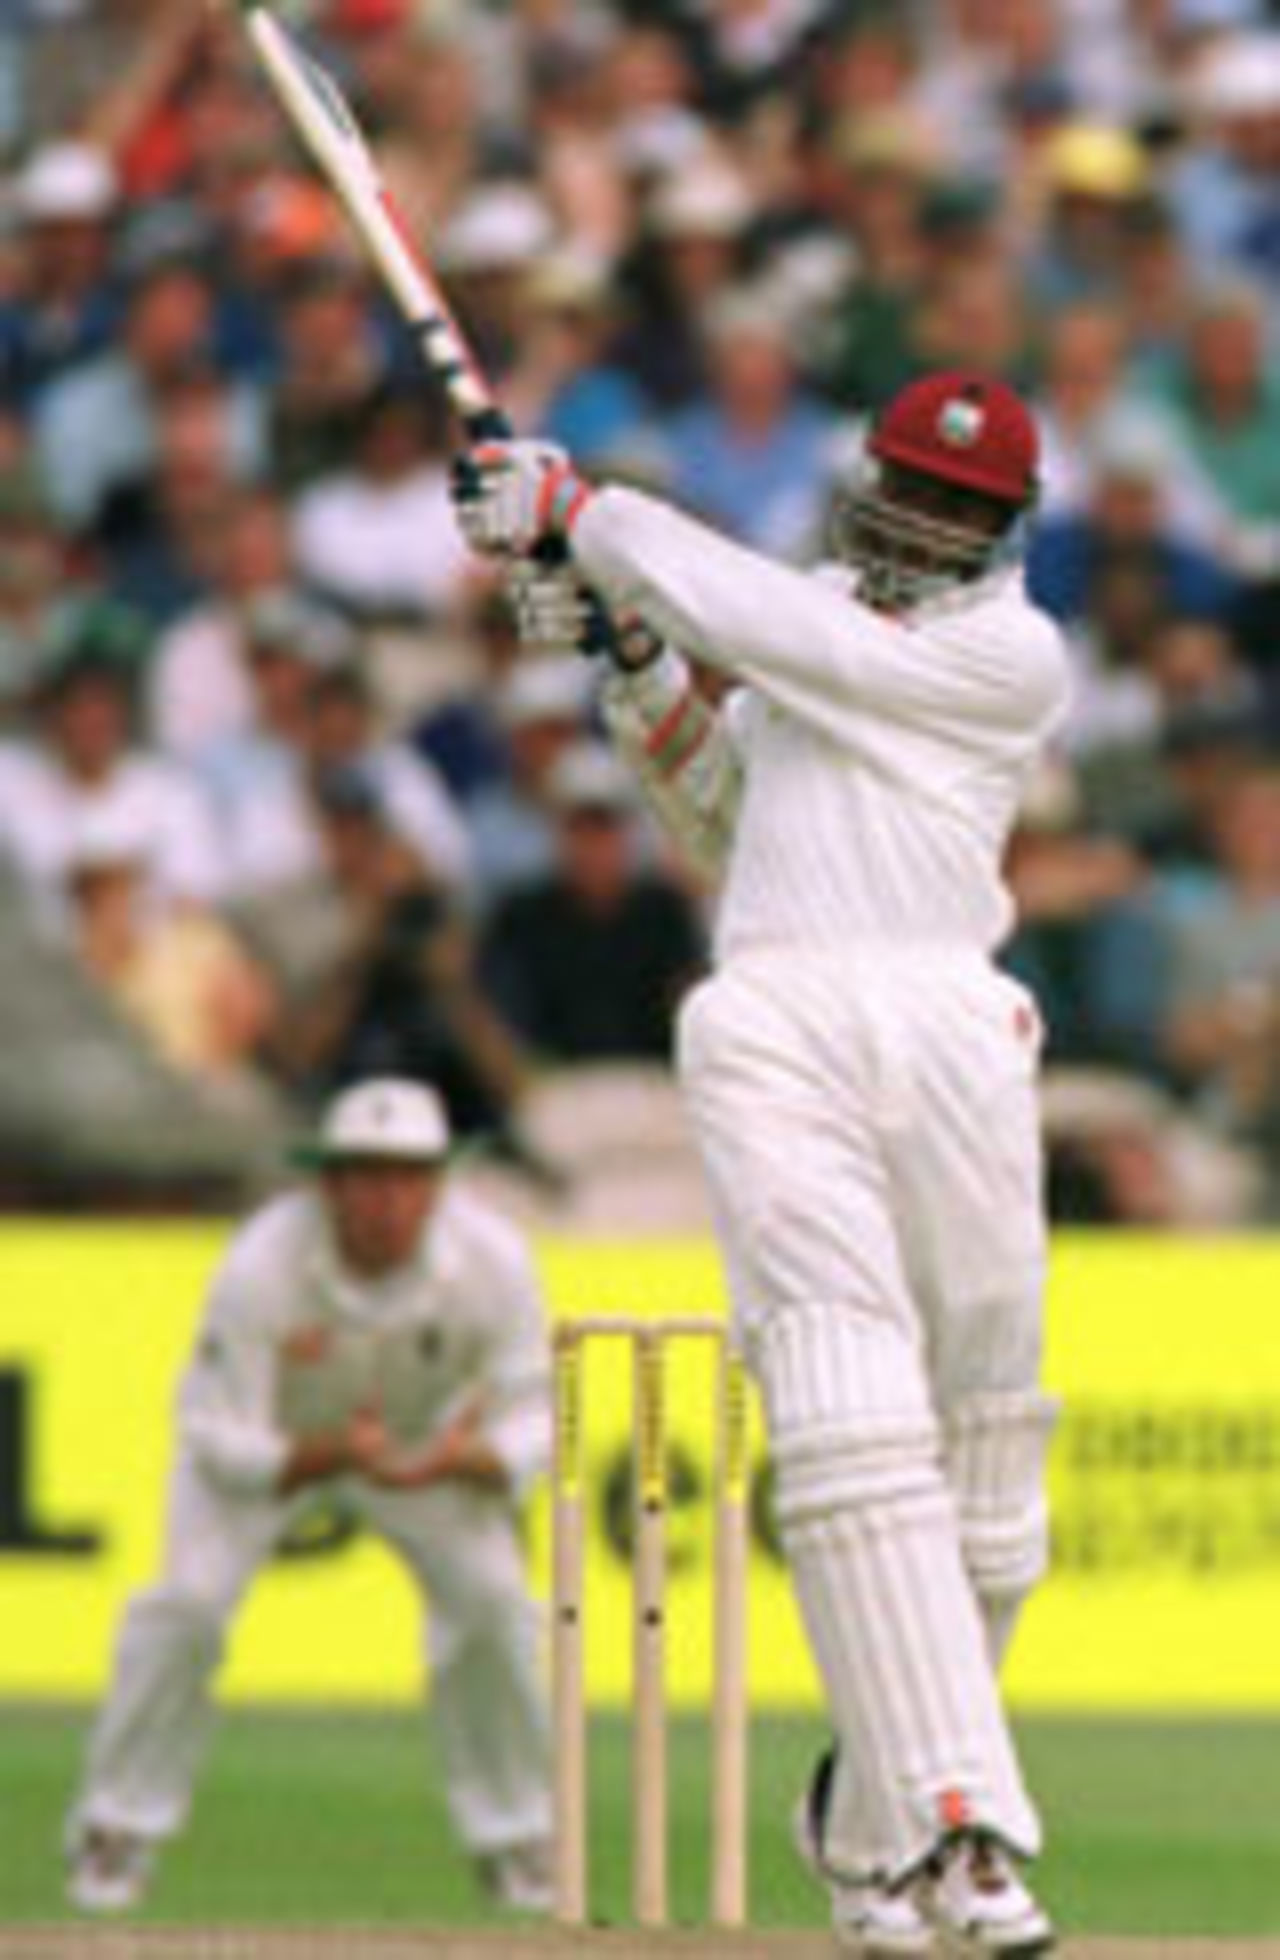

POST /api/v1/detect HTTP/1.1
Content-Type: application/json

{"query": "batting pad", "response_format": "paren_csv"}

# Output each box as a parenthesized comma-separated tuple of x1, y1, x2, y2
(755, 1302, 1040, 1880)
(945, 1390, 1059, 1665)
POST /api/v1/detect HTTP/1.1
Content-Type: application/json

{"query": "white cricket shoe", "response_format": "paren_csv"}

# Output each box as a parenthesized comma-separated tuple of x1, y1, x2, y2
(792, 1747, 932, 1958)
(828, 1874, 937, 1958)
(923, 1834, 1054, 1956)
(67, 1826, 154, 1914)
(477, 1838, 554, 1913)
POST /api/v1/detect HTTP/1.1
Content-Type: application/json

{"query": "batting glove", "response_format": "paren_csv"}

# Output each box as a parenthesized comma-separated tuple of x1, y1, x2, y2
(451, 439, 593, 559)
(507, 562, 664, 668)
(506, 561, 594, 657)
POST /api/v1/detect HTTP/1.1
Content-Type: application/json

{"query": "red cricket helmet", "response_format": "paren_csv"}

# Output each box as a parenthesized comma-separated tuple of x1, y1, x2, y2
(868, 371, 1040, 510)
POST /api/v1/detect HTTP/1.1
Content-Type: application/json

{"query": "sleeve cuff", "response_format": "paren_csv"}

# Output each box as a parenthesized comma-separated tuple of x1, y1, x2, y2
(183, 1415, 291, 1499)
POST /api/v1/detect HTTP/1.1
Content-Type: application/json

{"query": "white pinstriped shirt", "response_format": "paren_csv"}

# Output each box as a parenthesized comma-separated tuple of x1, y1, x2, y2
(580, 486, 1069, 960)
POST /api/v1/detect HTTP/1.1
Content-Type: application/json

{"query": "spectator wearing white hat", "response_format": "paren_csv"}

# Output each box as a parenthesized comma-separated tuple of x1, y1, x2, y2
(614, 154, 756, 408)
(431, 182, 556, 391)
(1172, 29, 1280, 291)
(0, 138, 122, 408)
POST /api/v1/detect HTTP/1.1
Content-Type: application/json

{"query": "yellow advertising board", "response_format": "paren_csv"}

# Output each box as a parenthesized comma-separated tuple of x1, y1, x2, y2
(2, 1225, 1280, 1708)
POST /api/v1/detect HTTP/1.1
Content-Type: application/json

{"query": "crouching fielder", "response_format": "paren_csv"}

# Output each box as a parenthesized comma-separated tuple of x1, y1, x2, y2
(66, 1077, 554, 1916)
(456, 371, 1069, 1957)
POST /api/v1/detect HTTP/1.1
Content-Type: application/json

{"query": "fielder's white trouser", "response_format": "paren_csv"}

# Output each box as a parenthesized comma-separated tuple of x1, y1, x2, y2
(69, 1455, 551, 1857)
(677, 948, 1057, 1882)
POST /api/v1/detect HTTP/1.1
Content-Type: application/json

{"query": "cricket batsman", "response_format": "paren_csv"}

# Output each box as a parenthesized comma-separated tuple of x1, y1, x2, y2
(66, 1076, 554, 1916)
(453, 370, 1068, 1956)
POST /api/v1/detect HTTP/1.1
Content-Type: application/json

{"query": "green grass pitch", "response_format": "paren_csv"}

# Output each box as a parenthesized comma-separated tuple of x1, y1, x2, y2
(4, 1707, 1279, 1936)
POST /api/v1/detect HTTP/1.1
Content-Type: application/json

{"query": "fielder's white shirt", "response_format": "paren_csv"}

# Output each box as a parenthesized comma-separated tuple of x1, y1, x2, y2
(178, 1185, 550, 1502)
(576, 487, 1070, 957)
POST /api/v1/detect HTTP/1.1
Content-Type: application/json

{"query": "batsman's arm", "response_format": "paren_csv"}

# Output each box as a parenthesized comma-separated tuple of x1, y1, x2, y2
(601, 650, 746, 884)
(572, 485, 1071, 741)
(458, 446, 1068, 740)
(509, 561, 743, 880)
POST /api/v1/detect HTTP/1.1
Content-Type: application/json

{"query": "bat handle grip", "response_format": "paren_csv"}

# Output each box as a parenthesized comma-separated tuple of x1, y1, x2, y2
(458, 409, 618, 662)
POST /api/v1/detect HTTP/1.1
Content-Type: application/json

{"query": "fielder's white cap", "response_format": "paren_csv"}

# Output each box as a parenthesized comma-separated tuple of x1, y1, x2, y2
(15, 141, 118, 224)
(295, 1078, 452, 1168)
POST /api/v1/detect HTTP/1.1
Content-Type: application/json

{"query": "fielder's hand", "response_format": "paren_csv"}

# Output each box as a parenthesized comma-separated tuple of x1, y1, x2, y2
(362, 1397, 509, 1493)
(451, 440, 593, 558)
(344, 1403, 394, 1474)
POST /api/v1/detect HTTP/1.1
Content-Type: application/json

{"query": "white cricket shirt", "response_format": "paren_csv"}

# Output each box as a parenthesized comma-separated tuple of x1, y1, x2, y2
(575, 487, 1070, 958)
(177, 1185, 550, 1501)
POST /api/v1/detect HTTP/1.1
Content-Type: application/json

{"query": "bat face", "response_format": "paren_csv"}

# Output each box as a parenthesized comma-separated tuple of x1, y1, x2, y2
(239, 0, 502, 438)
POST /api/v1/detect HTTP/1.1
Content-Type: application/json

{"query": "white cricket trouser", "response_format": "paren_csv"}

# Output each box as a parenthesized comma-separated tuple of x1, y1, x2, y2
(70, 1455, 551, 1857)
(677, 946, 1053, 1881)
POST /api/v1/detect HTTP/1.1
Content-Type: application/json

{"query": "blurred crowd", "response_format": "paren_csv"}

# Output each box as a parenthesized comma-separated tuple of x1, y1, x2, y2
(2, 0, 1280, 1224)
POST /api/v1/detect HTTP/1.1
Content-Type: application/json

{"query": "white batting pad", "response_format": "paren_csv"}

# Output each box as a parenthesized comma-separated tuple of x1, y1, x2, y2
(944, 1390, 1059, 1665)
(756, 1303, 1040, 1881)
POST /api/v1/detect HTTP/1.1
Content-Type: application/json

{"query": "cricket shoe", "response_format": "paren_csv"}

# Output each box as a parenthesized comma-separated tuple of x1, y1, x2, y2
(922, 1833, 1054, 1956)
(476, 1837, 554, 1913)
(66, 1825, 154, 1914)
(792, 1746, 932, 1958)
